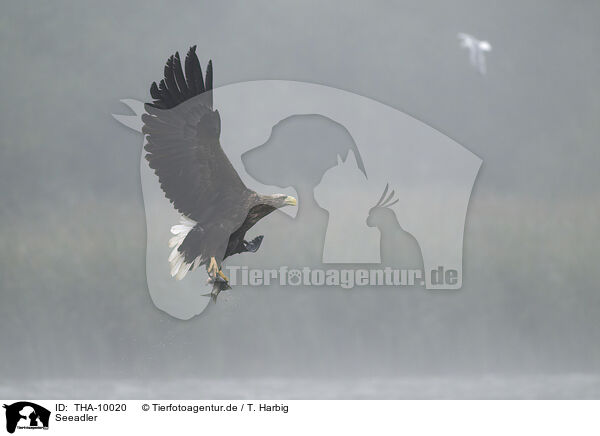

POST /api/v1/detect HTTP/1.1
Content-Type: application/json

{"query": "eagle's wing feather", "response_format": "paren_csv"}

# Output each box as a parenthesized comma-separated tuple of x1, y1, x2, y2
(142, 47, 252, 229)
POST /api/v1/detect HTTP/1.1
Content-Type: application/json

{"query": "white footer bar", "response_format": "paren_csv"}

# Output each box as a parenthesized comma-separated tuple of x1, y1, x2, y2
(1, 400, 598, 435)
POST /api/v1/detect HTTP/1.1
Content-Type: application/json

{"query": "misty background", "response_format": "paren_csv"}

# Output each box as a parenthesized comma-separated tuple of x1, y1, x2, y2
(1, 1, 599, 398)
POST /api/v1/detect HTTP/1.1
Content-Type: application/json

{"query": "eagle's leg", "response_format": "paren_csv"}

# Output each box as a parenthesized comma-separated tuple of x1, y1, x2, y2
(205, 256, 230, 303)
(217, 269, 229, 282)
(207, 256, 229, 282)
(207, 257, 219, 277)
(243, 235, 264, 253)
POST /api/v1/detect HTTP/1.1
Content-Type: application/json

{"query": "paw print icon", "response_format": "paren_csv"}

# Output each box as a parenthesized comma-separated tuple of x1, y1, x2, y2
(287, 270, 302, 286)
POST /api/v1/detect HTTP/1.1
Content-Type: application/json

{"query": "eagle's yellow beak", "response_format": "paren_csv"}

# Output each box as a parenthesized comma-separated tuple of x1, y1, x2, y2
(284, 196, 297, 206)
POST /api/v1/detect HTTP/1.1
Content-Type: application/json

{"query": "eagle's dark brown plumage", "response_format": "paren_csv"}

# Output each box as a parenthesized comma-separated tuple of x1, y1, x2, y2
(141, 46, 296, 298)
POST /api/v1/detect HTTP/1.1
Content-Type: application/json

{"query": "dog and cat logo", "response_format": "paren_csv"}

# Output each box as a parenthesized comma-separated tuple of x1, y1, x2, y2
(115, 77, 482, 319)
(2, 402, 50, 433)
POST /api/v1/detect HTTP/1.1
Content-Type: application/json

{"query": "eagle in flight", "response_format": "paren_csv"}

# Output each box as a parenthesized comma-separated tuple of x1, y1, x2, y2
(142, 46, 297, 299)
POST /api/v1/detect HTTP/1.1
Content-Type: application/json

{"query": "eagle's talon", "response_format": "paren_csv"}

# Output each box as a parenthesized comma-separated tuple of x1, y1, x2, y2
(217, 269, 229, 282)
(244, 235, 264, 253)
(207, 256, 219, 278)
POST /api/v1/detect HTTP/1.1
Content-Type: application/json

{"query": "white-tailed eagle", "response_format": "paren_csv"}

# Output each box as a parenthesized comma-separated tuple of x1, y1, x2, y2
(142, 46, 297, 299)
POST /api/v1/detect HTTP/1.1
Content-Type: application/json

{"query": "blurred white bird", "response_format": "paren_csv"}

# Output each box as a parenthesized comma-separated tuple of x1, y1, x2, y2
(458, 33, 492, 74)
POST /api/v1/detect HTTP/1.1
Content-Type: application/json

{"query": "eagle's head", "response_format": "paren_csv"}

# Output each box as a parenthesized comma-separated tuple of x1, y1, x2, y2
(270, 194, 298, 208)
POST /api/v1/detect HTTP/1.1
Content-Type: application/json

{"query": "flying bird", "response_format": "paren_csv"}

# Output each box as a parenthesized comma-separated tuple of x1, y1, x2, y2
(142, 46, 297, 299)
(458, 33, 492, 74)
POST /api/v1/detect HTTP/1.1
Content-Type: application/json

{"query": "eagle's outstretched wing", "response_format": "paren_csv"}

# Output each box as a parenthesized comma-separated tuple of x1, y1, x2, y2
(142, 46, 252, 225)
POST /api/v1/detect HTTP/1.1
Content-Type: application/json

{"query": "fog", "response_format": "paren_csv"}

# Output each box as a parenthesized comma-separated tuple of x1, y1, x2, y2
(1, 0, 599, 398)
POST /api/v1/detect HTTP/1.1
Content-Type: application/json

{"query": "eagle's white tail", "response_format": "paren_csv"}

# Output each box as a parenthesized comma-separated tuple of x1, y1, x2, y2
(168, 216, 202, 280)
